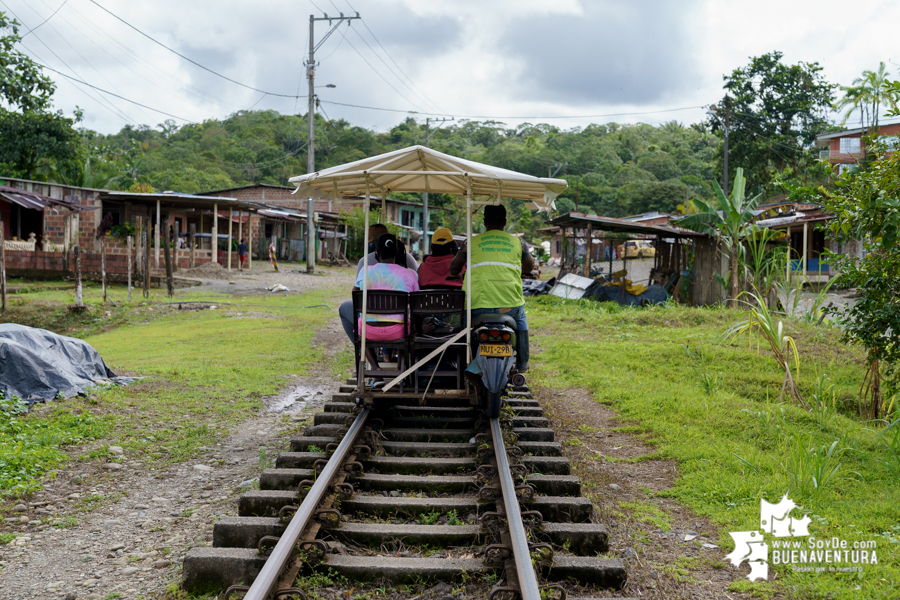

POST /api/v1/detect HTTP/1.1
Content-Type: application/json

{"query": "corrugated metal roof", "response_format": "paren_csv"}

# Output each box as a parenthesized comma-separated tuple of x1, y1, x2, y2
(0, 185, 96, 212)
(550, 212, 704, 237)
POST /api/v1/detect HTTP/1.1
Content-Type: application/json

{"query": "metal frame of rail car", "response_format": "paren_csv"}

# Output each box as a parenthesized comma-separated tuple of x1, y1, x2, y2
(289, 146, 567, 406)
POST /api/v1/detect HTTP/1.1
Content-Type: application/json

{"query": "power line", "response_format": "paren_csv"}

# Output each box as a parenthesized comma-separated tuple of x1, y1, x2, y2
(0, 0, 137, 124)
(51, 0, 258, 114)
(330, 21, 429, 113)
(327, 0, 442, 115)
(21, 0, 67, 38)
(343, 0, 446, 115)
(34, 62, 192, 121)
(21, 0, 156, 123)
(320, 100, 704, 121)
(87, 0, 304, 99)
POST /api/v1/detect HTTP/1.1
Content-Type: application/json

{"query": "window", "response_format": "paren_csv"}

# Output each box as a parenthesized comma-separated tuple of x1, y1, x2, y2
(556, 240, 561, 254)
(838, 163, 859, 175)
(839, 137, 861, 153)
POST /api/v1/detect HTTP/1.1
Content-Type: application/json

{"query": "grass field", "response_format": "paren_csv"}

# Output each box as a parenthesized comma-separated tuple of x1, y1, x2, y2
(0, 277, 347, 499)
(528, 296, 898, 600)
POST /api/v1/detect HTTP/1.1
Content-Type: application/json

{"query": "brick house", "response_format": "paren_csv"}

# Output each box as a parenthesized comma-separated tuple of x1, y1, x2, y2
(815, 122, 900, 174)
(199, 184, 444, 261)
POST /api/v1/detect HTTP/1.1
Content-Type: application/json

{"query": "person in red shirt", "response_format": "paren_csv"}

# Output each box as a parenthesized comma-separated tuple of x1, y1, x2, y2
(418, 227, 464, 289)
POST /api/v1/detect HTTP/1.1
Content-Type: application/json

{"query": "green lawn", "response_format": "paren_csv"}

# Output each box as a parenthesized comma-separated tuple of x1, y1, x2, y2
(0, 277, 347, 501)
(528, 296, 898, 599)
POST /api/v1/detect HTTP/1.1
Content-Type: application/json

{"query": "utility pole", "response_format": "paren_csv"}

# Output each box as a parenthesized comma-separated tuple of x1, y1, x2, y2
(421, 116, 453, 256)
(306, 11, 359, 273)
(707, 96, 731, 196)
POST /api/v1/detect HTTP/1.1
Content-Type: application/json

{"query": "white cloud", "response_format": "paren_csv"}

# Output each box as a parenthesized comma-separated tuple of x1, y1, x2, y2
(4, 0, 898, 135)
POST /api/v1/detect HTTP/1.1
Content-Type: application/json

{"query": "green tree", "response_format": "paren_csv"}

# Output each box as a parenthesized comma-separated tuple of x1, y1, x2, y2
(822, 138, 900, 419)
(0, 13, 56, 111)
(834, 62, 900, 130)
(676, 168, 763, 306)
(0, 109, 82, 180)
(718, 51, 835, 190)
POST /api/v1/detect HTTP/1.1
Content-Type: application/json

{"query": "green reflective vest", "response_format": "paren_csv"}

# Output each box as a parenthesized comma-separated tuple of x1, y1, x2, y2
(463, 230, 524, 309)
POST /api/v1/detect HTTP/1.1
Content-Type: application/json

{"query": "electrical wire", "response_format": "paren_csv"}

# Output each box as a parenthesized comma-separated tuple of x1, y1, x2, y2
(342, 0, 447, 115)
(34, 61, 192, 121)
(87, 0, 304, 99)
(0, 0, 138, 124)
(20, 0, 156, 123)
(320, 100, 705, 121)
(20, 0, 66, 39)
(330, 21, 429, 114)
(41, 0, 257, 114)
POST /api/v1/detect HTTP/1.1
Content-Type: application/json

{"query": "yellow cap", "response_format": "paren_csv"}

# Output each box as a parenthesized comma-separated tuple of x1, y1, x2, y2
(431, 227, 454, 245)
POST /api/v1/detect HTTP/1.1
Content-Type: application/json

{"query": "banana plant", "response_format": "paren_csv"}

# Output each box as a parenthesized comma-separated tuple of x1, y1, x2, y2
(676, 168, 763, 307)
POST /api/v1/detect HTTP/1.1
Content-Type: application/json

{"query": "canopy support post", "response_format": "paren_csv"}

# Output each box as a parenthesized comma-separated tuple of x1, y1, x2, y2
(358, 180, 371, 391)
(466, 179, 472, 364)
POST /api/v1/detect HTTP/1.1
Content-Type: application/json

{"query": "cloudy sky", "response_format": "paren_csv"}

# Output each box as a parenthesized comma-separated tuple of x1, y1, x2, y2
(3, 0, 899, 135)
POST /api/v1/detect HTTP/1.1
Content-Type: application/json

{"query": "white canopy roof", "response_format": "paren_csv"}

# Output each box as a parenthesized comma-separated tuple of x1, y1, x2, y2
(288, 145, 567, 213)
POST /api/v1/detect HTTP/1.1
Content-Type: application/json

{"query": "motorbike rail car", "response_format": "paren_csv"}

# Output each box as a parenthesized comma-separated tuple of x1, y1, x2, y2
(181, 379, 628, 599)
(288, 145, 568, 407)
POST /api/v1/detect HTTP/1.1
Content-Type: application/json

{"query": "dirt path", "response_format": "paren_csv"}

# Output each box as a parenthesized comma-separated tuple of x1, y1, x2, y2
(535, 384, 751, 599)
(0, 269, 356, 600)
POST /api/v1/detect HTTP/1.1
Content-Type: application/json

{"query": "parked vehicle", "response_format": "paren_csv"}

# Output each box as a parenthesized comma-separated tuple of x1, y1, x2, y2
(624, 240, 656, 258)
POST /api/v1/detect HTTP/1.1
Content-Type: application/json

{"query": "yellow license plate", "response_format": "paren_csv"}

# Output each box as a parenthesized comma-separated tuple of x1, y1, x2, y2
(479, 344, 512, 357)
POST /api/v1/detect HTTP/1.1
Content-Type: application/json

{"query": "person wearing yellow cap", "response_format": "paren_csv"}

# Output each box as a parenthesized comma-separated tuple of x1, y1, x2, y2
(418, 227, 464, 289)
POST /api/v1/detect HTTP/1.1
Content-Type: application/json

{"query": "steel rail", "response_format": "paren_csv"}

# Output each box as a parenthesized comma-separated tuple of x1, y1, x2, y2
(244, 407, 372, 600)
(490, 418, 541, 600)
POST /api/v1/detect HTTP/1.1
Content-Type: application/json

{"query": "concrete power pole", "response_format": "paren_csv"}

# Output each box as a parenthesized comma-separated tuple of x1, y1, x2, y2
(707, 95, 731, 196)
(306, 11, 359, 272)
(421, 117, 453, 256)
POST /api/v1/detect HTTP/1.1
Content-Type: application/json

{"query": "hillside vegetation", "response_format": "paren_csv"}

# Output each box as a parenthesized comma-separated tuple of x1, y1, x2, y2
(93, 111, 719, 232)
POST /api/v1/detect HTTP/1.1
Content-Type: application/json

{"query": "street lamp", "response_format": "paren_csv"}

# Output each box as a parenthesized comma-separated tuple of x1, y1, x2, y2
(707, 105, 729, 196)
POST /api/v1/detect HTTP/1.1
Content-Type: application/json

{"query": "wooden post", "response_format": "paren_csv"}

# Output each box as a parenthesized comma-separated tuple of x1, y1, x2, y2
(127, 235, 133, 302)
(163, 216, 174, 297)
(189, 224, 196, 268)
(101, 245, 107, 303)
(786, 225, 792, 281)
(155, 199, 161, 269)
(74, 245, 83, 307)
(62, 214, 70, 272)
(237, 210, 243, 271)
(802, 221, 809, 276)
(0, 227, 6, 311)
(212, 203, 218, 264)
(585, 223, 593, 277)
(143, 222, 150, 298)
(227, 208, 233, 270)
(135, 217, 142, 279)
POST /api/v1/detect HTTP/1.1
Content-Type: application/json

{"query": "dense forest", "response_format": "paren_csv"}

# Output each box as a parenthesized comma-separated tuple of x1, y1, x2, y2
(88, 111, 722, 235)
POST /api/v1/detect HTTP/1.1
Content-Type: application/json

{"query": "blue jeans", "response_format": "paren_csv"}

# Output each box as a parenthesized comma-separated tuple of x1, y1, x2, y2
(471, 305, 528, 331)
(339, 300, 355, 343)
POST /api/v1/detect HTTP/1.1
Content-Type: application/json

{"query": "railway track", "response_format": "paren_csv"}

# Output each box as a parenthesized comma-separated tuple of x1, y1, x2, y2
(183, 381, 628, 599)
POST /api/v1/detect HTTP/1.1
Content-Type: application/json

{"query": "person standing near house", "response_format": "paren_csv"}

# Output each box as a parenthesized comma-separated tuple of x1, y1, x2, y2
(238, 238, 247, 272)
(449, 205, 534, 372)
(268, 242, 279, 273)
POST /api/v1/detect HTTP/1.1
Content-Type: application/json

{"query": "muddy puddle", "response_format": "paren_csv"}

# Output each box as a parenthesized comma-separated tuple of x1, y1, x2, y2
(265, 381, 333, 413)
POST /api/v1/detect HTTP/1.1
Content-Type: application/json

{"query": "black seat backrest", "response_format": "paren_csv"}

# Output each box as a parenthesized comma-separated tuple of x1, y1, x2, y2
(409, 290, 465, 335)
(472, 313, 517, 331)
(351, 289, 409, 316)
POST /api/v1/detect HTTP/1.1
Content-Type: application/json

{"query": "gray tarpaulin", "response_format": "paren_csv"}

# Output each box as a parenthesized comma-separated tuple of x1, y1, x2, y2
(0, 324, 130, 405)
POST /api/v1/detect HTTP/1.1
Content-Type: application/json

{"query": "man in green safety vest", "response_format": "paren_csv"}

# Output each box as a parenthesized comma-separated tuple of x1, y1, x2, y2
(449, 204, 534, 372)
